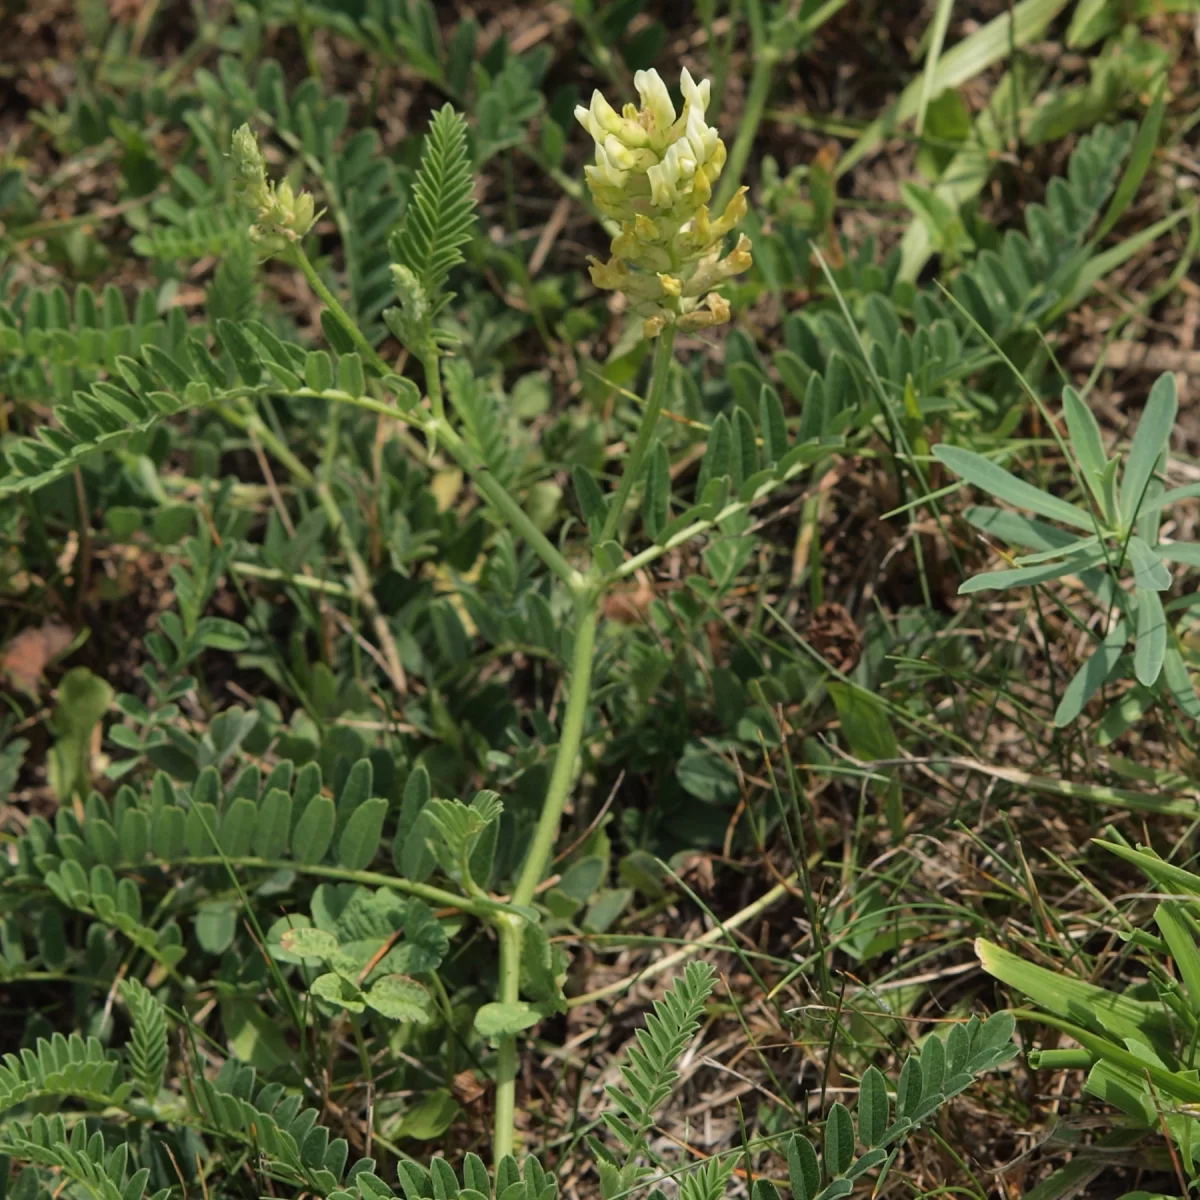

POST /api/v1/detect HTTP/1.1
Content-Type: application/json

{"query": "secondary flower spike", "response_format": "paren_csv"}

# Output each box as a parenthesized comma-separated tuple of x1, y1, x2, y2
(231, 124, 320, 257)
(575, 68, 752, 338)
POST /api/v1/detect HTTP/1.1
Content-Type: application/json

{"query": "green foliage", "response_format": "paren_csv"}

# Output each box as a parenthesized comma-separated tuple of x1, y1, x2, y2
(0, 5, 1183, 1198)
(935, 371, 1200, 726)
(601, 961, 715, 1163)
(119, 978, 168, 1099)
(386, 104, 478, 351)
(981, 842, 1200, 1188)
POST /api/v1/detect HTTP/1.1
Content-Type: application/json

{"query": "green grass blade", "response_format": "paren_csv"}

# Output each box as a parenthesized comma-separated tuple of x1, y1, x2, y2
(839, 0, 1071, 176)
(1094, 73, 1167, 242)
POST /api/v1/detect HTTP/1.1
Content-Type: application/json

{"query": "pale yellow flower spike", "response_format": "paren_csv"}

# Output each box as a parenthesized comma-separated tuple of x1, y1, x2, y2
(574, 69, 752, 339)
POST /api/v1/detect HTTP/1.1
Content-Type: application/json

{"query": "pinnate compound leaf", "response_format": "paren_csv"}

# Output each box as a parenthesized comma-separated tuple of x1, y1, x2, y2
(390, 105, 477, 315)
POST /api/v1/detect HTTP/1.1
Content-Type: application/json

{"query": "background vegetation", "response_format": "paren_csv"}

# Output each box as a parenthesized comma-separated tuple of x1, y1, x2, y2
(1, 0, 1200, 1196)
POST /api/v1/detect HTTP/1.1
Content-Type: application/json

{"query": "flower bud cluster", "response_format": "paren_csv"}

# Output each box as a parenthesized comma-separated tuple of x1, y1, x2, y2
(231, 124, 320, 257)
(575, 69, 752, 338)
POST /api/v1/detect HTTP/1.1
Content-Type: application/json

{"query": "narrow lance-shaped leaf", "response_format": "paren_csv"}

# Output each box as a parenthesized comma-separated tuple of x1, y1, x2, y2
(1134, 587, 1167, 687)
(643, 439, 670, 539)
(934, 444, 1094, 530)
(1055, 615, 1127, 726)
(1120, 372, 1177, 525)
(959, 545, 1107, 594)
(1062, 386, 1110, 519)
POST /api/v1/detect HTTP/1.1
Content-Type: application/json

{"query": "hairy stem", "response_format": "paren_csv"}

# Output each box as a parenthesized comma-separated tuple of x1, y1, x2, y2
(288, 247, 393, 377)
(433, 418, 582, 591)
(492, 912, 525, 1163)
(492, 592, 600, 1162)
(599, 327, 677, 545)
(713, 0, 773, 214)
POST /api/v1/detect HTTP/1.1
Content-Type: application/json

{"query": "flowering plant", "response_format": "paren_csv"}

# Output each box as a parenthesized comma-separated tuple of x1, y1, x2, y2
(575, 69, 753, 337)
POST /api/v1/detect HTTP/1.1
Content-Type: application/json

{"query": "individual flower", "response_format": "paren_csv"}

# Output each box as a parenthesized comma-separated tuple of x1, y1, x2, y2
(231, 124, 320, 257)
(575, 68, 751, 337)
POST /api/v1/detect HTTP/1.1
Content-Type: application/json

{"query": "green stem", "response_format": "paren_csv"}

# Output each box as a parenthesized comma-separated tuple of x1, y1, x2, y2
(713, 0, 774, 214)
(492, 592, 600, 1163)
(513, 595, 599, 909)
(288, 248, 392, 377)
(492, 912, 524, 1163)
(156, 856, 500, 918)
(222, 402, 315, 485)
(434, 419, 582, 591)
(598, 327, 677, 545)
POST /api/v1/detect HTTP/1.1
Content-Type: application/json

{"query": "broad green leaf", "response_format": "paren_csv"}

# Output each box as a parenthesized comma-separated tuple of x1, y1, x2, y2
(219, 796, 257, 857)
(279, 926, 338, 961)
(1062, 386, 1109, 516)
(194, 617, 250, 651)
(824, 1101, 854, 1176)
(1095, 685, 1156, 747)
(389, 1090, 460, 1140)
(475, 1001, 541, 1039)
(571, 466, 607, 532)
(1127, 536, 1171, 591)
(1120, 372, 1177, 524)
(1134, 588, 1167, 686)
(827, 683, 897, 758)
(338, 353, 365, 398)
(293, 795, 336, 864)
(221, 997, 292, 1070)
(365, 975, 431, 1022)
(337, 797, 388, 871)
(304, 350, 335, 392)
(1054, 617, 1127, 726)
(857, 1067, 889, 1147)
(959, 546, 1106, 593)
(786, 1135, 820, 1200)
(310, 971, 365, 1013)
(195, 900, 237, 954)
(49, 667, 114, 801)
(976, 938, 1172, 1052)
(934, 444, 1092, 530)
(254, 788, 292, 858)
(1066, 0, 1114, 47)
